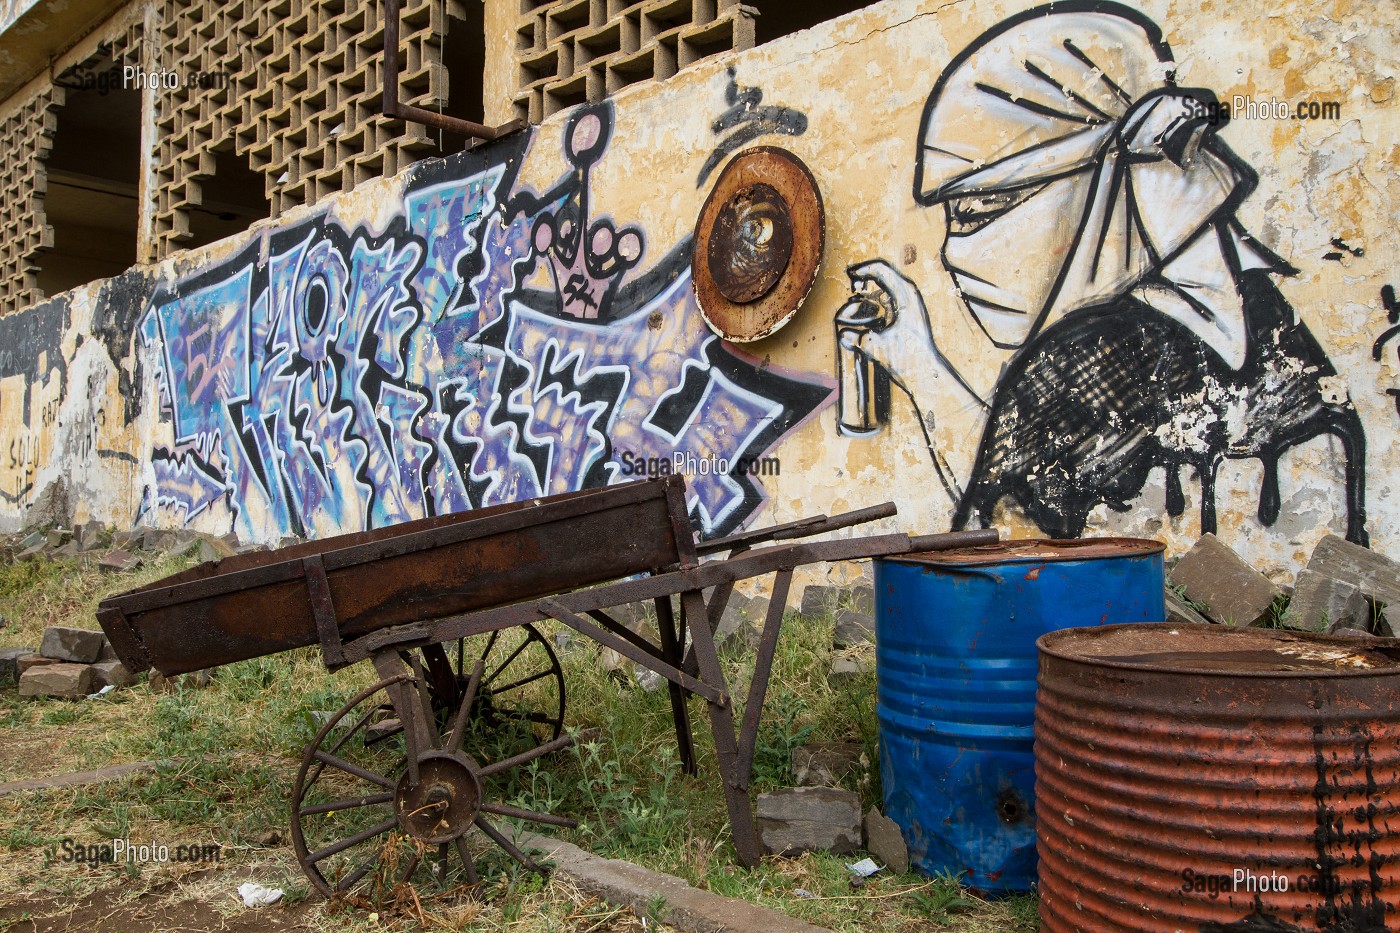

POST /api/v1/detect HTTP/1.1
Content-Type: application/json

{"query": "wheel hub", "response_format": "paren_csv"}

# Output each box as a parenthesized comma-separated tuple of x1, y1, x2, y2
(395, 752, 482, 843)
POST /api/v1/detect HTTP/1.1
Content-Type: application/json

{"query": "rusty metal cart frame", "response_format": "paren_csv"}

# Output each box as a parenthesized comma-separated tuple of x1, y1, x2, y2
(98, 476, 992, 898)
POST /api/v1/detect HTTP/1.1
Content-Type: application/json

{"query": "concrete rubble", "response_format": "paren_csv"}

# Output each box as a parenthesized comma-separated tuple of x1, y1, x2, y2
(863, 807, 909, 874)
(756, 786, 862, 856)
(39, 626, 106, 663)
(1169, 533, 1283, 626)
(1287, 535, 1399, 632)
(19, 662, 95, 698)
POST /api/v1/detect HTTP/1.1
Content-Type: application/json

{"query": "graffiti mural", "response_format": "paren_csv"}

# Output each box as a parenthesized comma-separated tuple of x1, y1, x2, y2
(838, 1, 1369, 545)
(141, 104, 831, 542)
(1374, 285, 1400, 419)
(698, 66, 808, 188)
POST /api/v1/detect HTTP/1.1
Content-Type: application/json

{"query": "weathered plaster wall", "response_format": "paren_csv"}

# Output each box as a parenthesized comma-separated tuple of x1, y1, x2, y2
(0, 0, 1394, 584)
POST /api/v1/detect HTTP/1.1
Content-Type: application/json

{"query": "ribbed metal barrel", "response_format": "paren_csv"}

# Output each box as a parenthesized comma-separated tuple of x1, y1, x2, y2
(874, 538, 1164, 892)
(1036, 623, 1400, 932)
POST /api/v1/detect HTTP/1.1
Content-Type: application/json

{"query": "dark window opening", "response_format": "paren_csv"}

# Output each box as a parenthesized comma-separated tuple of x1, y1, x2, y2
(39, 50, 140, 296)
(753, 0, 879, 47)
(184, 145, 271, 251)
(435, 0, 487, 151)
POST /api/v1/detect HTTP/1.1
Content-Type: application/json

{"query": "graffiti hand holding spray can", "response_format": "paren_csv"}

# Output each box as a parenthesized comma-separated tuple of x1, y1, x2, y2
(835, 259, 982, 502)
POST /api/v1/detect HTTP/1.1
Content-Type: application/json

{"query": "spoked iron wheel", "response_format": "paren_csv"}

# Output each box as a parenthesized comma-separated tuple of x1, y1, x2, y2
(290, 669, 577, 901)
(418, 624, 566, 760)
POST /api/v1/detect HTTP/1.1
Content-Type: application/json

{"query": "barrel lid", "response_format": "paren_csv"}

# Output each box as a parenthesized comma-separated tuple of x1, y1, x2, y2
(1039, 623, 1400, 676)
(888, 536, 1164, 567)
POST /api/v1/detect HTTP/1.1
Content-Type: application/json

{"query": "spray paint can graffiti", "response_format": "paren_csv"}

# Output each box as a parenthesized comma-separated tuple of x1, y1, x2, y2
(835, 287, 892, 436)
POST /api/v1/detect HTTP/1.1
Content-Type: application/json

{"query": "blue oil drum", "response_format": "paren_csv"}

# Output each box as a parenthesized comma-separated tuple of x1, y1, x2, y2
(874, 538, 1164, 893)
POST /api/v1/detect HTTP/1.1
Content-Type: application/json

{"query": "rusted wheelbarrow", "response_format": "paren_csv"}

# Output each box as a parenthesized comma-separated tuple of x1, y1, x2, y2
(97, 476, 992, 899)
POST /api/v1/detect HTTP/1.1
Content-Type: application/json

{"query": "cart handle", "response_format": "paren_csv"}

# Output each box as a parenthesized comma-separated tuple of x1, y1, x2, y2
(695, 502, 898, 555)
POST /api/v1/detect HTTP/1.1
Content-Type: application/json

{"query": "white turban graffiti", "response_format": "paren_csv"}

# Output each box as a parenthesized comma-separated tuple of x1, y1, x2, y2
(914, 5, 1288, 368)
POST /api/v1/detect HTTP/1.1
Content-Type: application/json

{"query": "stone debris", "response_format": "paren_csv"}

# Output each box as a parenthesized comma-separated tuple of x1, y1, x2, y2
(800, 584, 840, 619)
(98, 549, 143, 574)
(92, 660, 137, 689)
(19, 662, 96, 699)
(1288, 535, 1399, 633)
(73, 520, 106, 552)
(791, 742, 864, 787)
(716, 589, 766, 651)
(832, 608, 873, 648)
(1165, 586, 1213, 627)
(1378, 606, 1398, 639)
(1168, 533, 1282, 626)
(0, 647, 35, 686)
(756, 786, 862, 856)
(863, 807, 909, 875)
(17, 653, 58, 675)
(40, 626, 106, 663)
(828, 655, 868, 687)
(848, 584, 874, 616)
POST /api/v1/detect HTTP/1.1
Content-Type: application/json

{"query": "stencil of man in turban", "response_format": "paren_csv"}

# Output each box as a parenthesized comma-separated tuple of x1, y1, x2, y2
(844, 1, 1368, 544)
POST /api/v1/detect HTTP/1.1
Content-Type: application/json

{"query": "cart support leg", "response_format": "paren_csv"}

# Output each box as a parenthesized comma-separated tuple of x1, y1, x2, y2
(736, 569, 792, 783)
(679, 588, 762, 867)
(655, 594, 697, 775)
(371, 650, 435, 786)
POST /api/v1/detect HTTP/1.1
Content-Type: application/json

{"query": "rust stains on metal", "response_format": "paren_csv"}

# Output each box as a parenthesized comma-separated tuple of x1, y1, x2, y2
(892, 536, 1164, 567)
(1035, 623, 1400, 933)
(693, 147, 824, 343)
(708, 182, 794, 303)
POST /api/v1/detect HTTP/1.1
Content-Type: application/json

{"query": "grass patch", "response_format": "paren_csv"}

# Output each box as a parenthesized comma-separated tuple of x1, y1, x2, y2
(0, 556, 1039, 931)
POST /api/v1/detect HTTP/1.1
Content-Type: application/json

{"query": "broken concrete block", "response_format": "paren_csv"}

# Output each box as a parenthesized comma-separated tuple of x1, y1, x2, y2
(792, 742, 864, 787)
(1169, 534, 1282, 626)
(800, 584, 840, 619)
(91, 660, 137, 689)
(194, 534, 238, 563)
(45, 528, 71, 549)
(1327, 626, 1378, 641)
(1378, 606, 1398, 639)
(848, 584, 874, 616)
(110, 530, 138, 551)
(40, 626, 107, 663)
(833, 609, 874, 648)
(74, 520, 106, 551)
(1288, 571, 1368, 633)
(1165, 586, 1213, 627)
(1289, 535, 1400, 633)
(828, 655, 869, 687)
(1, 647, 36, 687)
(864, 807, 909, 874)
(148, 671, 176, 693)
(98, 549, 143, 574)
(757, 786, 861, 856)
(716, 590, 766, 651)
(632, 665, 664, 693)
(18, 529, 45, 551)
(19, 663, 95, 699)
(17, 543, 46, 563)
(17, 654, 58, 675)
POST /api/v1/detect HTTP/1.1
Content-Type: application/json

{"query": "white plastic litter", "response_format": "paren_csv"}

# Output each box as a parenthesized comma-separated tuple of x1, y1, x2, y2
(846, 858, 882, 877)
(238, 882, 284, 908)
(85, 685, 116, 700)
(794, 888, 816, 899)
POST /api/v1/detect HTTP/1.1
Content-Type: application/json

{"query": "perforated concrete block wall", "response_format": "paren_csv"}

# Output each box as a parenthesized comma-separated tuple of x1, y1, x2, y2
(0, 87, 59, 316)
(512, 0, 755, 122)
(152, 0, 450, 258)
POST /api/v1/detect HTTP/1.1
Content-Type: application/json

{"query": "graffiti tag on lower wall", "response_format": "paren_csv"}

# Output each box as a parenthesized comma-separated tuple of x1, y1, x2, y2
(141, 104, 831, 542)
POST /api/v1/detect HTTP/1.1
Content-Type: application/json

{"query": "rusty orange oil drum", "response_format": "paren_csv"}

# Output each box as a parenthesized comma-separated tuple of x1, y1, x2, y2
(1035, 622, 1400, 932)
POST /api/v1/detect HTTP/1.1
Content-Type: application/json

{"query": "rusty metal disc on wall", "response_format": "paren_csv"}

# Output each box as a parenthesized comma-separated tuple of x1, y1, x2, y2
(693, 147, 824, 343)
